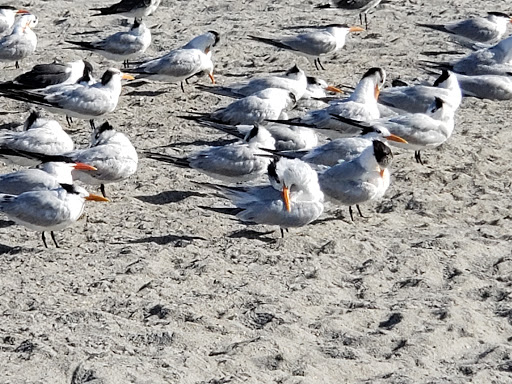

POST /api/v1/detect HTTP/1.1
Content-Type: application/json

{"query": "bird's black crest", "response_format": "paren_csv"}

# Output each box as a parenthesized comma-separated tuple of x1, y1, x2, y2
(373, 140, 393, 167)
(306, 76, 321, 86)
(208, 31, 221, 47)
(360, 125, 377, 136)
(433, 70, 450, 87)
(488, 12, 510, 18)
(96, 121, 114, 135)
(77, 61, 94, 84)
(362, 67, 383, 80)
(268, 159, 280, 184)
(285, 64, 301, 75)
(101, 69, 116, 85)
(246, 125, 259, 141)
(60, 184, 79, 194)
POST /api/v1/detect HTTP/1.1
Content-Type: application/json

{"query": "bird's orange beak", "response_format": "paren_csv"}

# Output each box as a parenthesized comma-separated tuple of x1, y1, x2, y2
(16, 9, 30, 15)
(349, 26, 365, 33)
(73, 163, 97, 171)
(386, 134, 408, 144)
(379, 168, 385, 178)
(325, 85, 343, 93)
(282, 185, 291, 212)
(86, 194, 109, 202)
(374, 84, 380, 100)
(121, 73, 135, 80)
(208, 72, 215, 84)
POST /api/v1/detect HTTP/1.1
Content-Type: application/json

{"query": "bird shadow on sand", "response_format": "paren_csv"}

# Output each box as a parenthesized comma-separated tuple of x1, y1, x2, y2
(135, 190, 208, 205)
(0, 219, 15, 229)
(228, 229, 277, 243)
(0, 242, 20, 255)
(127, 233, 206, 245)
(125, 89, 169, 97)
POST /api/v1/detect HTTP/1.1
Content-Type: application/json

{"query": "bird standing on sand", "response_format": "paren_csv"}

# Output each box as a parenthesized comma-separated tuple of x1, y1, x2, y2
(91, 0, 162, 18)
(0, 13, 38, 68)
(0, 6, 29, 34)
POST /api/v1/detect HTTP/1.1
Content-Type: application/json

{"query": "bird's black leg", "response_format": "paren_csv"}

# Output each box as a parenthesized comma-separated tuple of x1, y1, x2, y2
(349, 206, 354, 221)
(356, 204, 364, 218)
(365, 13, 369, 30)
(66, 116, 73, 126)
(100, 184, 107, 198)
(415, 150, 424, 165)
(314, 58, 320, 71)
(123, 60, 128, 69)
(90, 119, 96, 130)
(180, 81, 185, 93)
(318, 58, 326, 71)
(42, 232, 48, 248)
(51, 231, 60, 248)
(15, 61, 19, 69)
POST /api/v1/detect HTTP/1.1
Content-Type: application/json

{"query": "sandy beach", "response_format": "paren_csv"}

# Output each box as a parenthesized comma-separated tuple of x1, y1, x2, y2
(1, 0, 511, 383)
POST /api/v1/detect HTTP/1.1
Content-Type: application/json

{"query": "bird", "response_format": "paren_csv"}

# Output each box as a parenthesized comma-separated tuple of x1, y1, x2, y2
(0, 183, 108, 248)
(202, 157, 324, 237)
(378, 70, 462, 113)
(454, 72, 512, 100)
(125, 31, 219, 91)
(270, 67, 386, 138)
(0, 110, 74, 165)
(0, 162, 97, 195)
(0, 6, 29, 34)
(316, 0, 384, 29)
(248, 24, 364, 70)
(145, 125, 276, 183)
(0, 59, 94, 90)
(91, 0, 162, 18)
(417, 12, 512, 45)
(0, 68, 134, 129)
(65, 18, 151, 68)
(186, 88, 297, 126)
(330, 97, 456, 164)
(0, 13, 38, 68)
(318, 139, 393, 220)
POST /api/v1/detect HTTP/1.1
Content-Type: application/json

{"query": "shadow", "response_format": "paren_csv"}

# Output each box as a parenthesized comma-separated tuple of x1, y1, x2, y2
(135, 190, 208, 205)
(128, 234, 206, 245)
(0, 219, 15, 229)
(0, 243, 17, 255)
(125, 90, 169, 97)
(228, 229, 276, 243)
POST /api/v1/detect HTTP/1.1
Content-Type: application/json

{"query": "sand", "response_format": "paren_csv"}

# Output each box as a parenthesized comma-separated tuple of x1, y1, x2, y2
(1, 0, 511, 383)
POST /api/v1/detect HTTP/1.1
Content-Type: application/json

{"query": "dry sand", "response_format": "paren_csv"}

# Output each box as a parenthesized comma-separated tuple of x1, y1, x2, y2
(1, 0, 512, 383)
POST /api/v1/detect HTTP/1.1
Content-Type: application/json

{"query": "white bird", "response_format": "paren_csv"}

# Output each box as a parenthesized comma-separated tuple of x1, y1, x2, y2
(273, 67, 386, 138)
(249, 24, 364, 70)
(332, 97, 456, 164)
(91, 0, 161, 18)
(0, 6, 29, 34)
(0, 13, 37, 68)
(0, 60, 94, 90)
(378, 70, 462, 113)
(145, 125, 275, 183)
(418, 12, 512, 44)
(0, 162, 97, 195)
(0, 68, 134, 128)
(188, 87, 297, 126)
(204, 157, 324, 237)
(65, 18, 151, 68)
(0, 110, 74, 165)
(126, 30, 219, 90)
(0, 183, 108, 248)
(455, 72, 512, 100)
(319, 139, 392, 220)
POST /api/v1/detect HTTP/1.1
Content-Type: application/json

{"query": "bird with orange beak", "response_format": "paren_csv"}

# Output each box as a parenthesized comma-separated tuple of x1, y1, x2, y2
(0, 6, 30, 34)
(249, 24, 364, 70)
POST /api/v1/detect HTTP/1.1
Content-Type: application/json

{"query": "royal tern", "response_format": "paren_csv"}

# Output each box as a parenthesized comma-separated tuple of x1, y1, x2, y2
(125, 31, 218, 90)
(91, 0, 161, 18)
(0, 60, 94, 90)
(146, 125, 275, 183)
(0, 110, 74, 165)
(272, 67, 386, 138)
(204, 157, 324, 236)
(378, 70, 462, 113)
(455, 72, 512, 100)
(316, 0, 384, 28)
(249, 24, 364, 70)
(0, 184, 108, 248)
(418, 12, 512, 44)
(423, 34, 512, 76)
(65, 18, 151, 68)
(0, 162, 96, 195)
(0, 13, 37, 68)
(0, 6, 29, 34)
(0, 68, 134, 128)
(188, 88, 297, 126)
(331, 97, 455, 164)
(319, 140, 392, 220)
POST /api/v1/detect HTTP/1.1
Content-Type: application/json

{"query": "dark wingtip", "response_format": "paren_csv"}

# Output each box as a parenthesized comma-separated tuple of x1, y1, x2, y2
(433, 69, 450, 87)
(267, 158, 280, 184)
(487, 11, 510, 18)
(246, 125, 260, 141)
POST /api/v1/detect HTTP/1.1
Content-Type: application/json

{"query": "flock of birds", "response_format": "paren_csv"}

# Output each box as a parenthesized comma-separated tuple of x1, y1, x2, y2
(0, 0, 511, 247)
